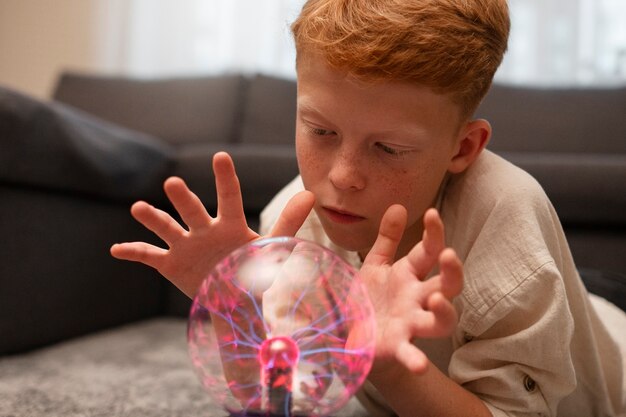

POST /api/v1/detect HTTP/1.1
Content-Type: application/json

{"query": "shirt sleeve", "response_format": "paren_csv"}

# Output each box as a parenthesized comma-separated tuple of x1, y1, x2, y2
(441, 152, 584, 416)
(449, 258, 577, 416)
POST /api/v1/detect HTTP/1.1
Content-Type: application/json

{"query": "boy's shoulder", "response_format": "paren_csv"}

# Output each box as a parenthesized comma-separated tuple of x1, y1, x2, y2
(443, 150, 571, 332)
(443, 148, 562, 257)
(449, 149, 550, 210)
(443, 149, 559, 241)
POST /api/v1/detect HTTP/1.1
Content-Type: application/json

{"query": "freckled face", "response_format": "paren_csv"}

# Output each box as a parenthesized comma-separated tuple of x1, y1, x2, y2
(295, 58, 463, 259)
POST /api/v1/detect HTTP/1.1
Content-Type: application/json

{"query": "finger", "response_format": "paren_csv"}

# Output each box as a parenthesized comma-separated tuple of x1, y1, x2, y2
(426, 292, 459, 336)
(163, 177, 212, 230)
(269, 190, 315, 237)
(363, 204, 407, 266)
(213, 152, 246, 222)
(422, 208, 445, 254)
(395, 340, 429, 374)
(110, 242, 168, 270)
(410, 292, 458, 338)
(438, 248, 464, 300)
(130, 201, 186, 246)
(414, 249, 463, 301)
(405, 208, 445, 279)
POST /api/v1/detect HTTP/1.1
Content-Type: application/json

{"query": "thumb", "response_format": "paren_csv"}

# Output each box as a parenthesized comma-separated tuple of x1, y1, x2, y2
(269, 191, 315, 237)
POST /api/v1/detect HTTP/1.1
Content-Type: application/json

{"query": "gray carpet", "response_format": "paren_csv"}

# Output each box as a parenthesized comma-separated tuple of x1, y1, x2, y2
(0, 318, 367, 417)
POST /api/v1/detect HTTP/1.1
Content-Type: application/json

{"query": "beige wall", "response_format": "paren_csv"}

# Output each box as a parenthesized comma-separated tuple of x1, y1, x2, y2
(0, 0, 124, 99)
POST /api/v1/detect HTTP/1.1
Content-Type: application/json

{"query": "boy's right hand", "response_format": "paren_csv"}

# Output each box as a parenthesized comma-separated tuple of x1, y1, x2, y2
(110, 151, 314, 298)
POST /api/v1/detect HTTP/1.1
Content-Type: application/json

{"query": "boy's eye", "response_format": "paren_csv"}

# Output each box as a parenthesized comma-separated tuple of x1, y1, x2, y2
(309, 127, 333, 136)
(376, 143, 411, 158)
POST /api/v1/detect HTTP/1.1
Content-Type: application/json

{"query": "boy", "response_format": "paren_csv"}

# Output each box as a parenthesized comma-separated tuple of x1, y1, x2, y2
(111, 0, 624, 415)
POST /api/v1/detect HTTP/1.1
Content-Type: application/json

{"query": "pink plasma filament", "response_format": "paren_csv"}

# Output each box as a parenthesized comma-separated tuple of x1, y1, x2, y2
(259, 336, 300, 416)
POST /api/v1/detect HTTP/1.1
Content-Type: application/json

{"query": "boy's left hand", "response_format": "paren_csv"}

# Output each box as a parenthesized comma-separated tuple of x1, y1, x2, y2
(360, 206, 463, 375)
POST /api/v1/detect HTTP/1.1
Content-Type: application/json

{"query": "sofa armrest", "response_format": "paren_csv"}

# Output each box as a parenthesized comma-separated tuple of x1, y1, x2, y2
(0, 86, 177, 354)
(0, 86, 174, 203)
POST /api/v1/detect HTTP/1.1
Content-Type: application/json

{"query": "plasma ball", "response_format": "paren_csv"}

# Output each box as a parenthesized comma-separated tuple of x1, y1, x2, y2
(188, 237, 376, 417)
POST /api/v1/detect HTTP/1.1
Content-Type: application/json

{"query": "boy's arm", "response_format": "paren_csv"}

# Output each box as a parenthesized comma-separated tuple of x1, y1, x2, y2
(110, 151, 314, 298)
(359, 206, 491, 417)
(367, 360, 491, 417)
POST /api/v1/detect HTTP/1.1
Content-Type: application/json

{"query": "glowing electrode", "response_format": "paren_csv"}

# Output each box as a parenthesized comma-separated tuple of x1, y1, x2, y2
(259, 336, 300, 416)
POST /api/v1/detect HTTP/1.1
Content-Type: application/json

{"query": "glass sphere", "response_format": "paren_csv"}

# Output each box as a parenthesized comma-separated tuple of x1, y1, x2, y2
(188, 237, 375, 417)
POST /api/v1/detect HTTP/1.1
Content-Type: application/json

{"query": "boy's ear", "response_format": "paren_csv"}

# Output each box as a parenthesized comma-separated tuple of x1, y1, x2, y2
(448, 119, 491, 174)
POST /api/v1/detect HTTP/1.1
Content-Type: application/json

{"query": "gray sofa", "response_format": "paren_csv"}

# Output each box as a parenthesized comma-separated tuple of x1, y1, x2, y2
(0, 72, 624, 416)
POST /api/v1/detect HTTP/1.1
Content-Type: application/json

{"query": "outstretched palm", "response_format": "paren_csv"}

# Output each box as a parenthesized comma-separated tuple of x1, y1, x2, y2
(110, 152, 314, 298)
(360, 206, 463, 375)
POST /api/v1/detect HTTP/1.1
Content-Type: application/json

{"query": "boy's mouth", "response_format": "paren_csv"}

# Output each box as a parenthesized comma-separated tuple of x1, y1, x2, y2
(322, 206, 366, 224)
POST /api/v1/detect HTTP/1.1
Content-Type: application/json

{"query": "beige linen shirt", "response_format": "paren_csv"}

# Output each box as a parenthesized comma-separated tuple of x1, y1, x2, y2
(260, 150, 624, 416)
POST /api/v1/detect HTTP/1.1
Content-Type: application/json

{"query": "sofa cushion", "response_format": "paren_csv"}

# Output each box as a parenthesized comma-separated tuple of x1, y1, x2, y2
(173, 143, 300, 220)
(477, 84, 626, 153)
(239, 74, 297, 146)
(53, 73, 247, 146)
(498, 152, 626, 225)
(0, 86, 173, 203)
(476, 84, 626, 230)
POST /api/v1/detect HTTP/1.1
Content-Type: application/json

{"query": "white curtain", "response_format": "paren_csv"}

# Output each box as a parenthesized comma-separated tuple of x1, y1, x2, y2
(496, 0, 626, 86)
(107, 0, 626, 86)
(106, 0, 305, 79)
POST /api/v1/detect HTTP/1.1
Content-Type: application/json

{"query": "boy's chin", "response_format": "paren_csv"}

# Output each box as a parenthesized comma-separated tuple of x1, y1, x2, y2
(325, 230, 375, 257)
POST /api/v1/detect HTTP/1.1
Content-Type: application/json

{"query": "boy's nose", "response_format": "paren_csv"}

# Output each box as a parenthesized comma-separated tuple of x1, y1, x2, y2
(328, 150, 366, 191)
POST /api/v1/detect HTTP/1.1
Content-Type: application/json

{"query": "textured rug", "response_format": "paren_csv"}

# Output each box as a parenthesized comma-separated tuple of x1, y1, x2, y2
(2, 305, 624, 416)
(0, 318, 367, 417)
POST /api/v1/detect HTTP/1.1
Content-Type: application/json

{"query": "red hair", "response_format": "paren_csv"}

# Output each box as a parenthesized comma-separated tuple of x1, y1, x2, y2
(292, 0, 510, 118)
